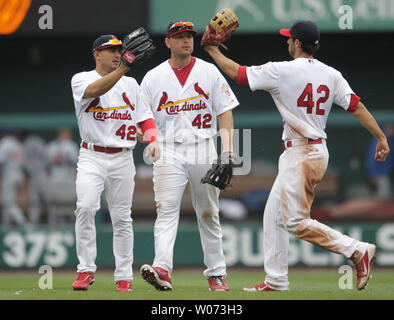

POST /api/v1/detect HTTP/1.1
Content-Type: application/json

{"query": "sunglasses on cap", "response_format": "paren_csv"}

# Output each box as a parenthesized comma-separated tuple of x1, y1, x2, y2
(93, 37, 123, 52)
(169, 21, 194, 30)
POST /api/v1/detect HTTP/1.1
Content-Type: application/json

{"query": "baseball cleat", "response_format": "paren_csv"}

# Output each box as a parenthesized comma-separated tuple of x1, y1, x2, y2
(355, 244, 376, 291)
(243, 282, 276, 292)
(140, 264, 173, 291)
(208, 276, 229, 291)
(115, 280, 132, 292)
(72, 272, 95, 291)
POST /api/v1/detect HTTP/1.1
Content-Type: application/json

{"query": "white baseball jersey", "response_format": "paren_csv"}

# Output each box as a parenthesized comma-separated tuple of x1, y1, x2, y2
(141, 57, 239, 144)
(245, 58, 358, 140)
(71, 70, 153, 148)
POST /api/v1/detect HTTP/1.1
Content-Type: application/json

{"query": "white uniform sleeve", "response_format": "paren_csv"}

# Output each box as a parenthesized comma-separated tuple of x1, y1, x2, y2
(135, 83, 154, 123)
(246, 62, 279, 92)
(71, 72, 95, 105)
(140, 75, 153, 111)
(333, 70, 357, 111)
(211, 65, 239, 116)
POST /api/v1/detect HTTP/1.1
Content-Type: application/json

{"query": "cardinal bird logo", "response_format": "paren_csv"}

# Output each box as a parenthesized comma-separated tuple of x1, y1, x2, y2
(194, 82, 209, 100)
(85, 97, 100, 112)
(122, 92, 134, 110)
(157, 91, 169, 111)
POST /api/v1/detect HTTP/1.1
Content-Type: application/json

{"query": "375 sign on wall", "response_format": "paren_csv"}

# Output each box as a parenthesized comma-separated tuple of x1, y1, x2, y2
(0, 230, 75, 268)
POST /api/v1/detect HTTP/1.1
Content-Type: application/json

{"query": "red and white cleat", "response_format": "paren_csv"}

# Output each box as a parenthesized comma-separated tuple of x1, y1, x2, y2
(243, 282, 276, 292)
(355, 244, 376, 291)
(72, 272, 95, 291)
(140, 264, 173, 291)
(208, 276, 229, 292)
(115, 280, 132, 292)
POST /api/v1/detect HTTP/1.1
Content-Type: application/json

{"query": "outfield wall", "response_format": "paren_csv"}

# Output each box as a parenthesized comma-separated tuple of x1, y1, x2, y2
(1, 223, 393, 269)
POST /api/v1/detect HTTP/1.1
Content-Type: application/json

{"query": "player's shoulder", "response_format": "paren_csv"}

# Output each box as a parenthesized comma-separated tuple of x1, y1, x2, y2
(194, 57, 219, 71)
(141, 60, 168, 83)
(71, 70, 97, 83)
(314, 59, 343, 79)
(248, 60, 283, 75)
(121, 74, 139, 86)
(146, 60, 169, 75)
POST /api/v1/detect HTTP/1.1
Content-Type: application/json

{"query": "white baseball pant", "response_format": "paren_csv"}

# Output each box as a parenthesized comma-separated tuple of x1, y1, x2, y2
(74, 147, 135, 282)
(151, 140, 227, 277)
(263, 139, 367, 290)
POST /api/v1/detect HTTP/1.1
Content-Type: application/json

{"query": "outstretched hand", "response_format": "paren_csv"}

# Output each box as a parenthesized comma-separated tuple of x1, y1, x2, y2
(375, 138, 390, 162)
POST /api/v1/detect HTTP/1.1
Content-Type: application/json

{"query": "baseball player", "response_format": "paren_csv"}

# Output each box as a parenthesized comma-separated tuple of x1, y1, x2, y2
(70, 32, 159, 292)
(139, 20, 239, 291)
(0, 131, 26, 227)
(23, 134, 50, 225)
(202, 20, 390, 291)
(47, 128, 79, 225)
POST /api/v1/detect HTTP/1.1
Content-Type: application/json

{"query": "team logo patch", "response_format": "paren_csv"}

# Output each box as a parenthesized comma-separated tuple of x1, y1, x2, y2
(84, 94, 134, 121)
(156, 83, 210, 115)
(194, 82, 209, 99)
(122, 92, 135, 110)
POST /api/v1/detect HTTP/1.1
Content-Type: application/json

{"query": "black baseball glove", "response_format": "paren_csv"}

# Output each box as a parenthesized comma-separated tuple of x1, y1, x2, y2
(120, 27, 156, 67)
(201, 151, 236, 190)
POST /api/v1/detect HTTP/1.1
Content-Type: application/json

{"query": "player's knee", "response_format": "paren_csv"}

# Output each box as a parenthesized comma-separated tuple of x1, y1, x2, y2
(156, 198, 180, 214)
(199, 209, 219, 225)
(286, 218, 311, 239)
(285, 217, 304, 236)
(109, 206, 133, 226)
(74, 206, 96, 218)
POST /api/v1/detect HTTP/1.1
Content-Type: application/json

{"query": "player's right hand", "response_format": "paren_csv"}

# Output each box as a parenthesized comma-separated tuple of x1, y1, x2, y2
(375, 138, 390, 162)
(144, 140, 161, 163)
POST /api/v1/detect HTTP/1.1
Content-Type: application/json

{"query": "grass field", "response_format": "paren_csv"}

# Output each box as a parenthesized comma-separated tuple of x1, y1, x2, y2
(0, 267, 393, 300)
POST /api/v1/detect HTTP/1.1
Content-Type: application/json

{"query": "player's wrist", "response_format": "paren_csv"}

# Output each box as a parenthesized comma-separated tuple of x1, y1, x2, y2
(118, 62, 131, 73)
(120, 50, 136, 68)
(203, 45, 219, 53)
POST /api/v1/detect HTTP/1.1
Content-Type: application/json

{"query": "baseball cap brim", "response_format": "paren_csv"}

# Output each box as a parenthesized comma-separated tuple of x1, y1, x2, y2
(94, 43, 122, 52)
(92, 35, 123, 52)
(167, 29, 197, 38)
(279, 28, 292, 37)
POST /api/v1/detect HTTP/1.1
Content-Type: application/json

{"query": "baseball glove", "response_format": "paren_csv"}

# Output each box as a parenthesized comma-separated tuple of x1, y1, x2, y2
(201, 151, 237, 190)
(120, 27, 156, 67)
(201, 8, 239, 50)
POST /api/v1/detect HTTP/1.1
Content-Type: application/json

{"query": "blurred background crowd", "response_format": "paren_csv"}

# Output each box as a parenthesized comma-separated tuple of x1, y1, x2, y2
(0, 128, 78, 227)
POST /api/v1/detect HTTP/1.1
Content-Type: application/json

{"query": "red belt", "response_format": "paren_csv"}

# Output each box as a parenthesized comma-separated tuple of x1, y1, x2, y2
(282, 138, 322, 149)
(82, 141, 125, 154)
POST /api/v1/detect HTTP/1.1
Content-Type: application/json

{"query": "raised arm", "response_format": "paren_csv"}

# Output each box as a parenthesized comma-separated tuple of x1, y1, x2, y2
(352, 101, 390, 162)
(84, 64, 130, 98)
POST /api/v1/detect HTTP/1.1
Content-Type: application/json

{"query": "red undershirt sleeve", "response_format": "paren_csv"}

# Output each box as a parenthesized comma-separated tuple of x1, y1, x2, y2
(236, 65, 249, 85)
(138, 118, 157, 143)
(347, 94, 361, 114)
